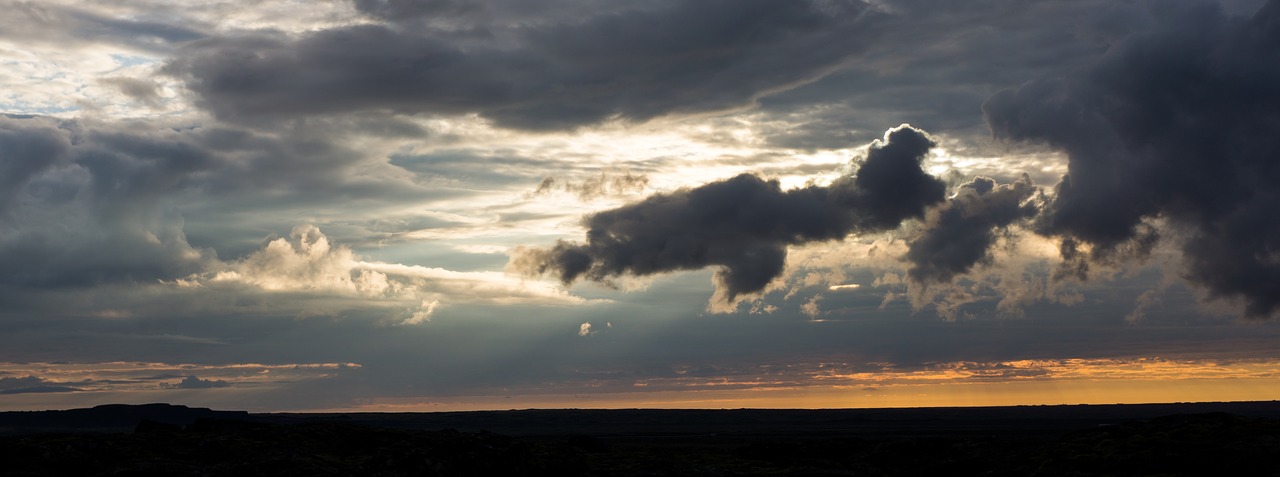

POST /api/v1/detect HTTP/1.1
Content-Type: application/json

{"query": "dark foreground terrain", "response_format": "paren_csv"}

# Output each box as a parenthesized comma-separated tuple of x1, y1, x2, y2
(2, 402, 1280, 476)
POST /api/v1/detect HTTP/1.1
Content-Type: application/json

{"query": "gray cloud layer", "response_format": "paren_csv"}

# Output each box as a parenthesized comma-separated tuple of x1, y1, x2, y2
(984, 0, 1280, 317)
(166, 0, 880, 130)
(511, 125, 945, 304)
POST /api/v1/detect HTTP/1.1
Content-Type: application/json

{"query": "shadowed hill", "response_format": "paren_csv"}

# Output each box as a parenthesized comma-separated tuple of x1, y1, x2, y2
(2, 402, 1280, 475)
(0, 403, 248, 434)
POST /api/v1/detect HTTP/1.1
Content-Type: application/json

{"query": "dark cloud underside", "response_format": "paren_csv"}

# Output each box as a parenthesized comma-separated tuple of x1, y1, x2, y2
(984, 0, 1280, 317)
(906, 175, 1039, 285)
(512, 125, 945, 304)
(166, 0, 880, 130)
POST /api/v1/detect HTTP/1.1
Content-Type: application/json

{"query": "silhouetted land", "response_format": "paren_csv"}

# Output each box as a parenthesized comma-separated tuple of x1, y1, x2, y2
(2, 402, 1279, 475)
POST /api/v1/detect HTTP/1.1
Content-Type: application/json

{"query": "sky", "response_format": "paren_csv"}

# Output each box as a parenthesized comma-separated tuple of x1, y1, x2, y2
(1, 0, 1279, 412)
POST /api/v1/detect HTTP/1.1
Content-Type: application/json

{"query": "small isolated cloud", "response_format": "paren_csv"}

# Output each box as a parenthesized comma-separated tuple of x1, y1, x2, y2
(802, 294, 824, 320)
(401, 300, 439, 325)
(578, 322, 592, 337)
(531, 171, 650, 201)
(162, 375, 230, 389)
(99, 77, 162, 107)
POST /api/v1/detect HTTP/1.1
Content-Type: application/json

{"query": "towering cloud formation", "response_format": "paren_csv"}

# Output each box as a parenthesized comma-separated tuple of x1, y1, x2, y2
(511, 125, 946, 307)
(984, 0, 1280, 317)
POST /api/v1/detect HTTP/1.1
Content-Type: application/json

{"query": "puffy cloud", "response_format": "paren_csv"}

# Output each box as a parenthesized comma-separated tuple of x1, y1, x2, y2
(983, 0, 1280, 318)
(176, 225, 590, 320)
(208, 225, 399, 295)
(162, 375, 230, 389)
(906, 174, 1040, 285)
(511, 125, 945, 309)
(801, 294, 824, 319)
(165, 0, 881, 130)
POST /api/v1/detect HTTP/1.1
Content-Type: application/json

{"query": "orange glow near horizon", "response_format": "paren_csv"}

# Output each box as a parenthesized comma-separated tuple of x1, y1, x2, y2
(325, 377, 1280, 413)
(325, 357, 1280, 413)
(3, 357, 1280, 412)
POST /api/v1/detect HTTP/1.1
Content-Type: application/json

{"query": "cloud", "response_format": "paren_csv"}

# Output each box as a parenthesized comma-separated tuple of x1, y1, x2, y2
(99, 77, 163, 107)
(161, 375, 230, 389)
(352, 0, 482, 20)
(0, 113, 443, 294)
(172, 225, 591, 320)
(531, 171, 650, 201)
(165, 0, 881, 130)
(511, 125, 945, 309)
(578, 322, 592, 336)
(801, 294, 824, 319)
(0, 114, 588, 320)
(0, 2, 205, 53)
(0, 115, 71, 215)
(983, 0, 1280, 318)
(0, 375, 80, 394)
(0, 116, 220, 289)
(207, 225, 398, 295)
(906, 174, 1040, 285)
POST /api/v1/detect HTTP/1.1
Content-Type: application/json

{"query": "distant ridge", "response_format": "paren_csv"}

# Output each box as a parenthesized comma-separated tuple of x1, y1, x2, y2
(0, 403, 249, 434)
(3, 401, 1279, 437)
(260, 400, 1280, 437)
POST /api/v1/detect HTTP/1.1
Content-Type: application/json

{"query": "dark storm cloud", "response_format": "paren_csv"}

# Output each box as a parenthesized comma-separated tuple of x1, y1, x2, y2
(0, 117, 221, 288)
(166, 0, 881, 130)
(906, 175, 1040, 285)
(512, 125, 945, 303)
(983, 0, 1280, 317)
(752, 0, 1159, 152)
